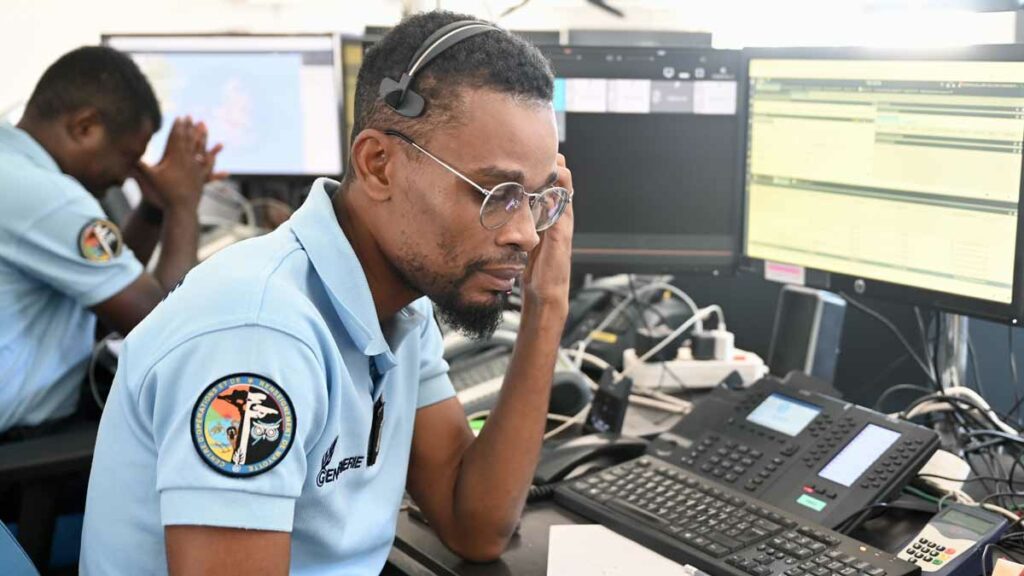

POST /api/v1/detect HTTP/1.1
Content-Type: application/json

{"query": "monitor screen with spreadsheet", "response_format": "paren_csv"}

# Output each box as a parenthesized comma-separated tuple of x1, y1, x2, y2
(743, 47, 1024, 322)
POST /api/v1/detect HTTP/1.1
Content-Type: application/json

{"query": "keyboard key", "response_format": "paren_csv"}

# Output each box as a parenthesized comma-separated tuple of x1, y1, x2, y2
(705, 543, 729, 557)
(712, 528, 745, 553)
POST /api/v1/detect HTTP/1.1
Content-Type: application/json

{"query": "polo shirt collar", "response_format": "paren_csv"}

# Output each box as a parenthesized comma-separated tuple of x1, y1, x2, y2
(0, 122, 61, 174)
(289, 178, 426, 374)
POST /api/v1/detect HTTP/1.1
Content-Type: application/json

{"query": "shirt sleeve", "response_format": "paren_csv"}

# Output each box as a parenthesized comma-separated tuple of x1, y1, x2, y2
(3, 193, 142, 306)
(146, 324, 330, 533)
(415, 303, 456, 409)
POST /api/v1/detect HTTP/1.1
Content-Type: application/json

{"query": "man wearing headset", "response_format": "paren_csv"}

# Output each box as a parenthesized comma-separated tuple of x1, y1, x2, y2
(82, 10, 574, 574)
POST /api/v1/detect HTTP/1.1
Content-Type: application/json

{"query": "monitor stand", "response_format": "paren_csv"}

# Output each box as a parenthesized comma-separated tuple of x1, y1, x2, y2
(936, 312, 969, 391)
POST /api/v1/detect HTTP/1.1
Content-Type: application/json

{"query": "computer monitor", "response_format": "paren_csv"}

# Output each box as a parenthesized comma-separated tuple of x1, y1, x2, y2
(742, 46, 1024, 323)
(542, 46, 743, 274)
(104, 34, 343, 177)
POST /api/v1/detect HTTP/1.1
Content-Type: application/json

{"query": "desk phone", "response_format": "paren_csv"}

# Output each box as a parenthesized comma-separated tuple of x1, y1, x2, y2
(647, 376, 940, 528)
(897, 503, 1008, 575)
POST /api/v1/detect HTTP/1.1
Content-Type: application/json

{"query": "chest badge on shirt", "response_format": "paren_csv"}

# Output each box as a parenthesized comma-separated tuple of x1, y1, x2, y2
(191, 373, 296, 478)
(316, 436, 364, 487)
(78, 219, 123, 262)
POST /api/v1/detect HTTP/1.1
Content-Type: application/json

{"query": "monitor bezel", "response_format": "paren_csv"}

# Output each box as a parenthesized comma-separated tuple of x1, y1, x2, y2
(102, 32, 345, 179)
(540, 44, 745, 277)
(739, 45, 1024, 324)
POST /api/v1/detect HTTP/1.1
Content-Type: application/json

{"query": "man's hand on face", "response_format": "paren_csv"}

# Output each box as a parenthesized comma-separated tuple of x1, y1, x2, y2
(132, 116, 226, 213)
(520, 153, 574, 316)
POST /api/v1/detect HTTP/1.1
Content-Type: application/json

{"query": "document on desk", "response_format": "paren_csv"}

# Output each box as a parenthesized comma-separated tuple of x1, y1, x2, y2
(548, 524, 709, 576)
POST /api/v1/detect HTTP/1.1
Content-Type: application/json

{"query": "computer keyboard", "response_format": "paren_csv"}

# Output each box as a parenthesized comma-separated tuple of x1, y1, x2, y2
(555, 457, 919, 576)
(450, 349, 511, 391)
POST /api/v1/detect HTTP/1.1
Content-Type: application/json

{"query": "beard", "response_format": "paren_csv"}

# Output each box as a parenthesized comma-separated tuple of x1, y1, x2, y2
(392, 250, 524, 341)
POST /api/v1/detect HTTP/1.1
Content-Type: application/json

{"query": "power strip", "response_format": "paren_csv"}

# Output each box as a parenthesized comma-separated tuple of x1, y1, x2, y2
(622, 346, 768, 391)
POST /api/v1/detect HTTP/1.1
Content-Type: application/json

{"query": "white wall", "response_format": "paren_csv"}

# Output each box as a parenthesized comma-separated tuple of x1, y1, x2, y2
(1, 0, 1017, 113)
(1, 0, 404, 113)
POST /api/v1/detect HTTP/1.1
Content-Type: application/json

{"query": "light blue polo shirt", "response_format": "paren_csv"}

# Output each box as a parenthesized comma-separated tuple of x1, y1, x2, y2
(0, 122, 142, 433)
(81, 178, 455, 575)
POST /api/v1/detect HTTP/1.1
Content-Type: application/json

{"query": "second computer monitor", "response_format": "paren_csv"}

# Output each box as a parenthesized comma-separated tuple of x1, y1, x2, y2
(742, 47, 1024, 322)
(105, 34, 343, 177)
(542, 46, 744, 275)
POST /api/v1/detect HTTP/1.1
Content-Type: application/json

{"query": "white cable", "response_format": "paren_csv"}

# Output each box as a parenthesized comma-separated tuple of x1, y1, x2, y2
(981, 503, 1019, 523)
(644, 281, 705, 332)
(626, 395, 690, 414)
(622, 306, 718, 377)
(560, 348, 691, 412)
(924, 484, 1017, 522)
(89, 333, 121, 410)
(577, 293, 638, 351)
(543, 407, 588, 440)
(945, 386, 1017, 435)
(903, 388, 1018, 435)
(466, 410, 578, 426)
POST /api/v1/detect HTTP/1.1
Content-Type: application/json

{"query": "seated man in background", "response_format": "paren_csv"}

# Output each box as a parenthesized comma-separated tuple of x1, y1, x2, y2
(0, 46, 222, 436)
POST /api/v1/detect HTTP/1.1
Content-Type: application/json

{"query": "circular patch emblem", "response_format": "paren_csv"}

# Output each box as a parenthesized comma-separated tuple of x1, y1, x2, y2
(78, 219, 123, 262)
(191, 373, 296, 478)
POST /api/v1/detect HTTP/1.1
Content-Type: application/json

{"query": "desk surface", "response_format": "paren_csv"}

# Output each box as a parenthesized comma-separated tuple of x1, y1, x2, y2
(391, 497, 932, 576)
(393, 501, 587, 576)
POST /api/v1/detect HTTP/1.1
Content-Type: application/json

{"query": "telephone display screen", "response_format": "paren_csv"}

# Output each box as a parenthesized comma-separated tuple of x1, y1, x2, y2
(746, 393, 821, 437)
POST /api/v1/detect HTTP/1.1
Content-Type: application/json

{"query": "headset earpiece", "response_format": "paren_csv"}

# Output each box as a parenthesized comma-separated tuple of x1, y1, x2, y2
(378, 20, 500, 119)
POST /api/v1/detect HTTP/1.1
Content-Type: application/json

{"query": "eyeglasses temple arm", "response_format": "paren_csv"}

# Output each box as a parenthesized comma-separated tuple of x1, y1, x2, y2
(391, 133, 491, 198)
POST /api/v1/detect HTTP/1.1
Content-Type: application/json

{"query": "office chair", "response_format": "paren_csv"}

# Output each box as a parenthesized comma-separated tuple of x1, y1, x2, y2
(0, 420, 98, 572)
(0, 520, 40, 576)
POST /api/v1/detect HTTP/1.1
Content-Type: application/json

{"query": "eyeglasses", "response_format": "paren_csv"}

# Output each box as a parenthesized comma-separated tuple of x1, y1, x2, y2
(384, 130, 571, 232)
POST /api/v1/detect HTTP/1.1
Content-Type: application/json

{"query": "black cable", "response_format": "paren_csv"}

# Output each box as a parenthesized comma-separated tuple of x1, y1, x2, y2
(864, 353, 911, 392)
(1012, 326, 1023, 422)
(500, 0, 532, 18)
(873, 384, 934, 412)
(627, 275, 657, 337)
(980, 492, 1020, 505)
(915, 306, 937, 383)
(836, 502, 891, 535)
(969, 336, 985, 397)
(527, 483, 557, 503)
(1011, 454, 1024, 497)
(916, 473, 1010, 484)
(841, 292, 937, 386)
(901, 391, 1003, 432)
(933, 309, 942, 389)
(991, 512, 1024, 569)
(966, 430, 1024, 447)
(901, 394, 1007, 432)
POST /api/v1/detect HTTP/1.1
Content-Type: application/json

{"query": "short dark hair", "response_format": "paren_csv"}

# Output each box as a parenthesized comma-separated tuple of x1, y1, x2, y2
(347, 11, 554, 178)
(25, 46, 162, 135)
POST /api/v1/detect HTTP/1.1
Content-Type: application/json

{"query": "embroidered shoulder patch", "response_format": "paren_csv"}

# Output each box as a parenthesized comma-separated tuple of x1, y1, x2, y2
(191, 373, 296, 478)
(78, 219, 123, 262)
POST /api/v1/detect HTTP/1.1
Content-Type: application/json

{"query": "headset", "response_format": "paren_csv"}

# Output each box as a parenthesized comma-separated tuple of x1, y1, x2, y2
(378, 20, 502, 118)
